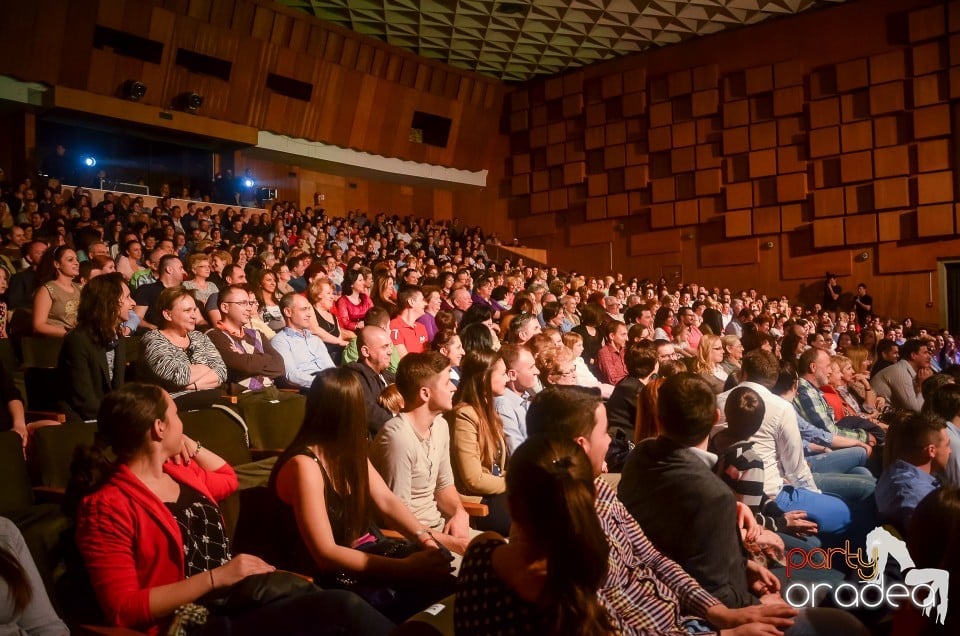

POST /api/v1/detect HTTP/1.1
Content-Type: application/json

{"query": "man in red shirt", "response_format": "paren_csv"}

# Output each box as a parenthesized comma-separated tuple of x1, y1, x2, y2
(389, 284, 429, 356)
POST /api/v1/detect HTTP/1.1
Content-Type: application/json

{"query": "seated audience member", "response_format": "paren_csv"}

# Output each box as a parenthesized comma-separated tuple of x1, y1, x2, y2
(254, 269, 284, 332)
(876, 413, 951, 533)
(72, 383, 390, 635)
(432, 329, 464, 386)
(720, 334, 744, 378)
(929, 384, 960, 485)
(870, 339, 900, 378)
(619, 375, 866, 634)
(416, 285, 442, 342)
(893, 487, 960, 636)
(695, 334, 729, 394)
(505, 312, 541, 346)
(455, 436, 616, 636)
(335, 267, 373, 332)
(8, 240, 46, 310)
(341, 306, 400, 373)
(871, 338, 934, 413)
(345, 326, 396, 437)
(494, 343, 540, 455)
(203, 264, 247, 325)
(206, 285, 285, 396)
(130, 246, 165, 291)
(139, 286, 227, 393)
(133, 253, 186, 331)
(605, 340, 658, 447)
(830, 354, 885, 416)
(270, 292, 336, 392)
(459, 321, 497, 355)
(562, 331, 613, 398)
(794, 347, 878, 446)
(371, 352, 473, 556)
(32, 245, 81, 337)
(269, 368, 454, 623)
(182, 253, 218, 304)
(714, 387, 820, 548)
(388, 285, 428, 356)
(535, 345, 578, 387)
(58, 273, 134, 422)
(446, 350, 511, 535)
(307, 277, 353, 366)
(596, 320, 628, 385)
(114, 239, 142, 281)
(526, 386, 799, 635)
(0, 516, 69, 634)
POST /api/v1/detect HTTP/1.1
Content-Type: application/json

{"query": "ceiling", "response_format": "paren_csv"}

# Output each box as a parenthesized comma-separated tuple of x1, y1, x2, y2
(277, 0, 848, 82)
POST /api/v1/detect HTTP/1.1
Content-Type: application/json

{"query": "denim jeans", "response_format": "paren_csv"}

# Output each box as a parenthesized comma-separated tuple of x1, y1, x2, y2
(806, 447, 872, 477)
(775, 486, 851, 545)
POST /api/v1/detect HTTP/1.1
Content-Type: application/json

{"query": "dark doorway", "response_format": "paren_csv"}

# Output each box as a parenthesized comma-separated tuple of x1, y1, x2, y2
(946, 262, 960, 335)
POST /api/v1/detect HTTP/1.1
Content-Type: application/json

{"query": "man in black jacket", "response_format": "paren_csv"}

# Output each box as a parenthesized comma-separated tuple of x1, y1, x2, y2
(619, 373, 779, 609)
(346, 325, 395, 437)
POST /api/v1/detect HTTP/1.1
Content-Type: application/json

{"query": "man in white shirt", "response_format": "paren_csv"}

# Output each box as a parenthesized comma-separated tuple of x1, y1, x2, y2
(270, 293, 335, 391)
(371, 351, 472, 556)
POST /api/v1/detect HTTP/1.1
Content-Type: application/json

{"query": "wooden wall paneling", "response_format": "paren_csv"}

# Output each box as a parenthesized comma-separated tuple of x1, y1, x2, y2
(873, 145, 911, 177)
(912, 72, 949, 107)
(870, 50, 906, 84)
(813, 217, 845, 247)
(841, 120, 873, 152)
(629, 229, 681, 255)
(916, 203, 956, 237)
(874, 114, 911, 147)
(869, 78, 908, 114)
(701, 236, 759, 264)
(780, 229, 852, 280)
(840, 150, 873, 184)
(840, 89, 870, 122)
(908, 4, 946, 42)
(911, 41, 948, 76)
(777, 144, 807, 174)
(877, 238, 960, 273)
(753, 206, 781, 235)
(845, 183, 875, 214)
(723, 100, 750, 128)
(777, 173, 808, 203)
(813, 187, 845, 217)
(808, 97, 840, 129)
(724, 210, 753, 237)
(835, 58, 869, 92)
(569, 220, 617, 246)
(774, 60, 804, 88)
(650, 202, 675, 228)
(878, 209, 914, 242)
(809, 126, 840, 158)
(750, 122, 777, 150)
(780, 203, 809, 231)
(915, 139, 951, 172)
(778, 116, 806, 146)
(916, 170, 955, 204)
(873, 176, 912, 209)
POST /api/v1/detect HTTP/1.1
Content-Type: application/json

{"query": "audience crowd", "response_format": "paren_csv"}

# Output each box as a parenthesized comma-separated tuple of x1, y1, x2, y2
(0, 173, 957, 636)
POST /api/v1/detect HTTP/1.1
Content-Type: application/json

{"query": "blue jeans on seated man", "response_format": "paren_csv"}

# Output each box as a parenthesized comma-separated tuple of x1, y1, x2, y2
(806, 447, 872, 477)
(775, 486, 852, 547)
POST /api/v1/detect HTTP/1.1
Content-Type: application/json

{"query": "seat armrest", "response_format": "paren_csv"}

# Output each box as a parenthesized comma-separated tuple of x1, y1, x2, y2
(26, 410, 67, 423)
(462, 501, 488, 518)
(380, 528, 405, 540)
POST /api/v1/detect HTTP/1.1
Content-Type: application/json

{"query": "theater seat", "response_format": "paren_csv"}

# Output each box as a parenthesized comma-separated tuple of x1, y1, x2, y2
(394, 594, 455, 636)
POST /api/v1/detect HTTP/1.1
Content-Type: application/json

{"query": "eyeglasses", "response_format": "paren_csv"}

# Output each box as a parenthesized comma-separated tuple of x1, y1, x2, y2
(224, 301, 258, 307)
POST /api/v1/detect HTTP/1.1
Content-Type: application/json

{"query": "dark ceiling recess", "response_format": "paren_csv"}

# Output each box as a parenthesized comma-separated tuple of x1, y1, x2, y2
(93, 26, 163, 64)
(266, 73, 314, 102)
(410, 111, 452, 148)
(496, 2, 526, 14)
(175, 49, 232, 81)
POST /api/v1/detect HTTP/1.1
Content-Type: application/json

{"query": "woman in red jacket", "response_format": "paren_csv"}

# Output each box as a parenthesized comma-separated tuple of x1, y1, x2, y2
(71, 383, 393, 636)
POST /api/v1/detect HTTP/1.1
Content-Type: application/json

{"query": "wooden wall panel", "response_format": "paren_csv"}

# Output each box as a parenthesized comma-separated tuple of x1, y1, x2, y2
(508, 0, 952, 323)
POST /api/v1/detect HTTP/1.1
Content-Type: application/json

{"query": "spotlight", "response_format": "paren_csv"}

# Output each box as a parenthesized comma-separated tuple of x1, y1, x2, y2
(243, 177, 255, 188)
(122, 80, 147, 101)
(175, 92, 203, 113)
(81, 155, 97, 168)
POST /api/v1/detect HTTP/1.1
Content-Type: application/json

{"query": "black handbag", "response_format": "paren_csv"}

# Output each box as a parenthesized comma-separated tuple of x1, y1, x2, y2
(200, 571, 319, 616)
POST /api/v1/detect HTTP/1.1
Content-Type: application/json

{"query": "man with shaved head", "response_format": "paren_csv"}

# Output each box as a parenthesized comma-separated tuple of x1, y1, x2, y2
(347, 325, 397, 436)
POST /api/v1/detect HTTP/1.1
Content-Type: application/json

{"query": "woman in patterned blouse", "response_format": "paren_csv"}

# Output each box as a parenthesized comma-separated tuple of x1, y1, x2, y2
(139, 286, 227, 393)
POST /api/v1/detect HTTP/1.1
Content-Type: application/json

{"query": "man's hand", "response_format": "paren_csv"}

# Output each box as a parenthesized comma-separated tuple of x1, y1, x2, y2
(444, 508, 470, 539)
(708, 602, 797, 630)
(783, 511, 818, 537)
(736, 502, 761, 542)
(12, 420, 28, 453)
(746, 560, 780, 596)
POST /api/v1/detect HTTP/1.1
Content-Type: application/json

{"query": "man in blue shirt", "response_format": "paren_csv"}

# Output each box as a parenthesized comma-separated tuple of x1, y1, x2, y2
(494, 343, 539, 456)
(876, 413, 952, 532)
(929, 383, 960, 487)
(270, 292, 335, 391)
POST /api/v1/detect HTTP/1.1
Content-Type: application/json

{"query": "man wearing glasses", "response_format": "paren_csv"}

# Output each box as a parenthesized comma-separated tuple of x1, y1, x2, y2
(207, 285, 286, 395)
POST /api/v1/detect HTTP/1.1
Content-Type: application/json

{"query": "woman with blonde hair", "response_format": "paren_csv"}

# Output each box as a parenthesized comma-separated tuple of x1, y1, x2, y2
(536, 345, 578, 387)
(694, 334, 727, 394)
(719, 334, 744, 377)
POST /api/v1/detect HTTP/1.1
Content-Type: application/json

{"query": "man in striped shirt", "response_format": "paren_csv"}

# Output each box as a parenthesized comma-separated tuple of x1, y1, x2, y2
(527, 386, 797, 635)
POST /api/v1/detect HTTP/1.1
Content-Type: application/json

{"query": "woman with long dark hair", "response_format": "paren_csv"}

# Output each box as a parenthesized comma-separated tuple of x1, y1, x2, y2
(447, 350, 511, 536)
(58, 273, 135, 423)
(371, 272, 397, 317)
(32, 244, 81, 337)
(455, 436, 614, 635)
(71, 383, 390, 635)
(269, 367, 454, 622)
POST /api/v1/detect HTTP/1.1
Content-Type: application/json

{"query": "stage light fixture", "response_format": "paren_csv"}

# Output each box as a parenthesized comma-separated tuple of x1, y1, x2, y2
(81, 155, 97, 168)
(122, 80, 147, 101)
(175, 92, 203, 113)
(244, 177, 255, 188)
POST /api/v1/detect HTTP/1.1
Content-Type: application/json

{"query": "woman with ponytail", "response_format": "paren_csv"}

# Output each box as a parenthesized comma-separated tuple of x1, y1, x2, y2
(455, 435, 615, 636)
(70, 383, 392, 636)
